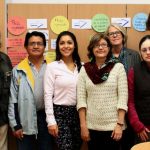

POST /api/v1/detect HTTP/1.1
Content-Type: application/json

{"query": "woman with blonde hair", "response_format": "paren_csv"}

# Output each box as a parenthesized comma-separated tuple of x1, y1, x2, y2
(106, 23, 141, 150)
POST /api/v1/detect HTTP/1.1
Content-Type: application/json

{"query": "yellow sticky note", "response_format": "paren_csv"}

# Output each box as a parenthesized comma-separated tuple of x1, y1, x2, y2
(50, 16, 69, 34)
(45, 51, 56, 62)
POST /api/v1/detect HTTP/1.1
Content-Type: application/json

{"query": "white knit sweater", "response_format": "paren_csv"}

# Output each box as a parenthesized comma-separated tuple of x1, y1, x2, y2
(77, 63, 128, 131)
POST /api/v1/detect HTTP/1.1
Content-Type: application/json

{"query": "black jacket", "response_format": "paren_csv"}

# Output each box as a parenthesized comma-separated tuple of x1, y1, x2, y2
(134, 61, 150, 125)
(0, 52, 12, 126)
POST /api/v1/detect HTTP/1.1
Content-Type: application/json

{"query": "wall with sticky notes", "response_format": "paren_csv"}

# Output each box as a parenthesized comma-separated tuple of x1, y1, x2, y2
(4, 3, 150, 150)
(6, 4, 150, 65)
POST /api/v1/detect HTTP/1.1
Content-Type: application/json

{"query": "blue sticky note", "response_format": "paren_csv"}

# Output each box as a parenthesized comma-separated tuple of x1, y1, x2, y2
(132, 13, 148, 32)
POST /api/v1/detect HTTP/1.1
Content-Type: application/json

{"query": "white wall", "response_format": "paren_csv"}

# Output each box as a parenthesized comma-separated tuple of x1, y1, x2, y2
(6, 0, 150, 4)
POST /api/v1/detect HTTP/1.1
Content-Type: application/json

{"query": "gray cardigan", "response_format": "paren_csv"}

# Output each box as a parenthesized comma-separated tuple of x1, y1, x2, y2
(125, 48, 141, 72)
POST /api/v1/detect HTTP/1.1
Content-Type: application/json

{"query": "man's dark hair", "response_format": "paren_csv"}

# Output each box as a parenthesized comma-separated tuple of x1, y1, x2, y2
(24, 31, 46, 48)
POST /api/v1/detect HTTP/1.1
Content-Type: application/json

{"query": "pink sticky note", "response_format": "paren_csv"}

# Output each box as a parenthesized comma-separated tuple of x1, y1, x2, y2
(7, 47, 28, 66)
(7, 38, 25, 47)
(8, 17, 26, 35)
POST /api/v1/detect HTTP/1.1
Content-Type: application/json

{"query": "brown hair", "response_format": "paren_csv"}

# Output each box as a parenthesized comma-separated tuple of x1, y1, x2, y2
(87, 33, 112, 62)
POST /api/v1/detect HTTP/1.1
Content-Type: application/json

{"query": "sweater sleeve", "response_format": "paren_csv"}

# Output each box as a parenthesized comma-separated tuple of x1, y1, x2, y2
(77, 67, 87, 110)
(128, 67, 145, 133)
(117, 63, 128, 111)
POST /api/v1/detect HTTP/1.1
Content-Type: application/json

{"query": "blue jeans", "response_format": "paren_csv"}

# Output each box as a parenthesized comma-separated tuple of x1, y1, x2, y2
(17, 110, 53, 150)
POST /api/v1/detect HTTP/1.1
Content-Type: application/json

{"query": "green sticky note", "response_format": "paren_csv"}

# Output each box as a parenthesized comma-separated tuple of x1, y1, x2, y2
(92, 14, 110, 32)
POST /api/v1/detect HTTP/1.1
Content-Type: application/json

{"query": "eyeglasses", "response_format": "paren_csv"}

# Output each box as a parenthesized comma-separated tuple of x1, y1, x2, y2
(28, 42, 44, 47)
(141, 47, 150, 53)
(94, 43, 108, 49)
(108, 31, 121, 38)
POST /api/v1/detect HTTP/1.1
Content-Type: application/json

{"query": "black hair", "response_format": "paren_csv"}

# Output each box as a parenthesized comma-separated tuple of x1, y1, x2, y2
(87, 33, 112, 62)
(55, 31, 81, 72)
(146, 13, 150, 31)
(139, 35, 150, 50)
(24, 31, 46, 48)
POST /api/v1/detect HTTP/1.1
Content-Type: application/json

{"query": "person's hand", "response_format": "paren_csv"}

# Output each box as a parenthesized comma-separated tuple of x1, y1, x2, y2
(138, 128, 150, 142)
(13, 129, 24, 140)
(80, 125, 90, 142)
(48, 124, 59, 137)
(111, 124, 123, 141)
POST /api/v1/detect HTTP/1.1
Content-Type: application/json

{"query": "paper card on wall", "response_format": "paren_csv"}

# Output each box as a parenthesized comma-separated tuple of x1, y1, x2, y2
(72, 19, 92, 29)
(132, 13, 148, 32)
(45, 41, 49, 51)
(91, 14, 110, 32)
(8, 17, 26, 35)
(27, 19, 47, 29)
(50, 16, 69, 34)
(111, 18, 131, 27)
(7, 38, 24, 47)
(7, 47, 28, 67)
(51, 39, 56, 50)
(28, 30, 49, 40)
(44, 51, 56, 62)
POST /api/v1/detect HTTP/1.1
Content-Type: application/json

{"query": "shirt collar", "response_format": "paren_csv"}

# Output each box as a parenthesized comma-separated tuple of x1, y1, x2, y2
(28, 59, 46, 66)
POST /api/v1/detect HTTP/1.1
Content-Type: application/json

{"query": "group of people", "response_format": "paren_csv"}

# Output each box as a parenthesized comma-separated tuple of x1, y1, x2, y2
(0, 23, 150, 150)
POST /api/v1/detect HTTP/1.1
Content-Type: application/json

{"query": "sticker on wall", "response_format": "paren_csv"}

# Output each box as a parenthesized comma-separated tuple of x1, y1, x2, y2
(111, 18, 131, 27)
(132, 13, 148, 32)
(27, 19, 47, 29)
(72, 19, 91, 29)
(91, 14, 110, 32)
(44, 51, 56, 62)
(7, 38, 24, 47)
(7, 47, 28, 67)
(8, 17, 26, 35)
(51, 39, 56, 50)
(50, 16, 69, 34)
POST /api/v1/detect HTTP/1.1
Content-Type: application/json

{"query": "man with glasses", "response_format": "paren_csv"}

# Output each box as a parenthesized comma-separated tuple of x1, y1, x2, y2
(8, 31, 53, 150)
(106, 23, 141, 150)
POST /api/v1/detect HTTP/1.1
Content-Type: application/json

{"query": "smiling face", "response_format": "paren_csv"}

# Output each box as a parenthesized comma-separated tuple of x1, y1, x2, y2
(93, 38, 110, 60)
(26, 36, 45, 59)
(140, 39, 150, 64)
(59, 35, 75, 59)
(108, 26, 123, 46)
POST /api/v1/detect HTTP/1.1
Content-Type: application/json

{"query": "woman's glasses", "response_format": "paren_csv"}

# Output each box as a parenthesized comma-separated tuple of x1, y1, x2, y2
(94, 43, 108, 49)
(108, 31, 121, 38)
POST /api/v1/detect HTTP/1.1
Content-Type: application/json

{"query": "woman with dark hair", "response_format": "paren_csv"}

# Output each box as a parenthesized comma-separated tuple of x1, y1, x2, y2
(128, 35, 150, 144)
(77, 33, 128, 150)
(44, 31, 82, 150)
